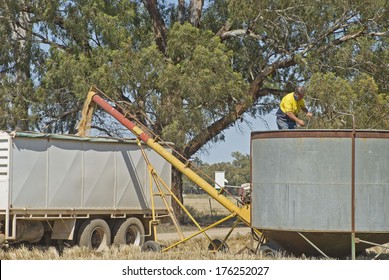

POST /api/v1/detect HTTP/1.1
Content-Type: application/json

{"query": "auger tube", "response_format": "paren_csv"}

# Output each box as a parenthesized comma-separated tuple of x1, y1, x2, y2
(90, 90, 251, 225)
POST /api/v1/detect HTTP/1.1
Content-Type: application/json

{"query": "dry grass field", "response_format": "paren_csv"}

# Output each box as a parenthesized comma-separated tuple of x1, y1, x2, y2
(1, 195, 388, 260)
(1, 227, 387, 260)
(0, 236, 281, 260)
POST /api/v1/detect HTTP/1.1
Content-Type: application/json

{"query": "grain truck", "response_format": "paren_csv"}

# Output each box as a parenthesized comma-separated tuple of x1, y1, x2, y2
(0, 131, 172, 251)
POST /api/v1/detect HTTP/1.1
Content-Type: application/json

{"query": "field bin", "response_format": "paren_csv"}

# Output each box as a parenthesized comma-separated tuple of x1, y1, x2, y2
(251, 130, 389, 257)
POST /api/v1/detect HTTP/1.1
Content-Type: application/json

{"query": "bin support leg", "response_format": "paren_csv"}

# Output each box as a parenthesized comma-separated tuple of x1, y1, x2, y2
(297, 232, 331, 259)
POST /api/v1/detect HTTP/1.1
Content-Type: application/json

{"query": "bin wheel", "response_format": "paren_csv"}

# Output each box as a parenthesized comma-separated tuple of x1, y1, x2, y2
(258, 245, 276, 257)
(112, 217, 145, 246)
(141, 240, 162, 252)
(78, 219, 111, 252)
(208, 239, 229, 252)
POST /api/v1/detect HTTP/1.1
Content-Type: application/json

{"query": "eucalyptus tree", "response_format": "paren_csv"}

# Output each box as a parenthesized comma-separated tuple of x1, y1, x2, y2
(0, 0, 388, 214)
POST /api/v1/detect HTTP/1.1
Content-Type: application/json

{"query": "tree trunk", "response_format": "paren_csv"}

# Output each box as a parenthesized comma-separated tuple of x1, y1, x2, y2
(143, 0, 168, 53)
(178, 0, 185, 24)
(10, 5, 32, 130)
(189, 0, 203, 28)
(171, 165, 184, 222)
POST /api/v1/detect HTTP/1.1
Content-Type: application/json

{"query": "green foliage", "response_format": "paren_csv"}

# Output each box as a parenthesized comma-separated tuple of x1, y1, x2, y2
(0, 80, 36, 130)
(157, 23, 249, 143)
(307, 73, 389, 129)
(0, 0, 156, 133)
(31, 0, 152, 133)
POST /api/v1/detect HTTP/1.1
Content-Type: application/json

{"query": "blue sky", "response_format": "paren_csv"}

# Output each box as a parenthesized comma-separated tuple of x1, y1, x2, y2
(195, 112, 277, 163)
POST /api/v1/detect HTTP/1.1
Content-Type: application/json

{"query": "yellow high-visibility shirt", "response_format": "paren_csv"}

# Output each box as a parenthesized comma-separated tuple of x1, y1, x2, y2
(280, 92, 306, 116)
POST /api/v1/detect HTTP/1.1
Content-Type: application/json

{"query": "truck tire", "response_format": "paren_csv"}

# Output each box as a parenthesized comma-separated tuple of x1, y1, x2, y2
(112, 217, 145, 246)
(78, 219, 111, 252)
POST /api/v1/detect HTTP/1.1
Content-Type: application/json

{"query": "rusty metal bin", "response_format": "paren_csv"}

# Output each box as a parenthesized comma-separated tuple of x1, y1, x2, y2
(251, 130, 389, 257)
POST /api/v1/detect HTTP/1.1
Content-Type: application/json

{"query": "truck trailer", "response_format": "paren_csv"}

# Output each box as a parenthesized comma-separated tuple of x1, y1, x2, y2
(0, 131, 172, 251)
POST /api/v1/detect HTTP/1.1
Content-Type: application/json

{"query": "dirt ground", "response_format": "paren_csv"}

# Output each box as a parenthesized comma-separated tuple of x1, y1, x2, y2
(156, 226, 252, 241)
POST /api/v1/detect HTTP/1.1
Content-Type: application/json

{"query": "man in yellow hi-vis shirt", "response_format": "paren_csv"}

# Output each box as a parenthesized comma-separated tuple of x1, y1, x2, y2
(276, 86, 313, 129)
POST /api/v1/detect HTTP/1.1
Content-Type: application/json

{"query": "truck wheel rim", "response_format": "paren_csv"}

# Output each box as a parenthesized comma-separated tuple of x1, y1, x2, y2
(91, 227, 106, 249)
(126, 226, 140, 245)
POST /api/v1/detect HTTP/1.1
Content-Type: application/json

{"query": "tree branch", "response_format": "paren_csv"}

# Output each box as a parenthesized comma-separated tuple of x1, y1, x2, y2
(90, 125, 114, 137)
(333, 27, 367, 45)
(178, 0, 185, 24)
(30, 30, 68, 50)
(185, 57, 296, 157)
(143, 0, 168, 53)
(219, 29, 263, 41)
(42, 108, 79, 131)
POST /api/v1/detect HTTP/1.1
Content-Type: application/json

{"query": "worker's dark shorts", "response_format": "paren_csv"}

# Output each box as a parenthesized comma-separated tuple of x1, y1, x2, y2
(276, 109, 296, 129)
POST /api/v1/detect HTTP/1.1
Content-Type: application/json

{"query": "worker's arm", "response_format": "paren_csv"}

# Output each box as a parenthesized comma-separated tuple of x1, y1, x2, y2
(285, 111, 305, 127)
(301, 107, 313, 118)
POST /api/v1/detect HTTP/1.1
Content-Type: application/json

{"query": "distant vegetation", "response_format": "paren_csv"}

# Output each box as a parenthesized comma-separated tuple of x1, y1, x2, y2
(183, 151, 250, 195)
